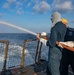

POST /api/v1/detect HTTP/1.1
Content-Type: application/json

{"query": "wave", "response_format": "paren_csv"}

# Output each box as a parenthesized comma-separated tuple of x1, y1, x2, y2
(0, 41, 48, 71)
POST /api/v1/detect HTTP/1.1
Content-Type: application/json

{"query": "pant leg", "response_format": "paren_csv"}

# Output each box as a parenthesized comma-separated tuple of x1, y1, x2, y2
(60, 49, 71, 75)
(60, 55, 69, 75)
(70, 52, 74, 73)
(48, 47, 62, 75)
(46, 66, 52, 75)
(71, 62, 74, 74)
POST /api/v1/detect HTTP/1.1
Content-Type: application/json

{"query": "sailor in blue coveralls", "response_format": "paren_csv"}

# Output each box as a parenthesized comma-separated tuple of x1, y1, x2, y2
(47, 12, 67, 75)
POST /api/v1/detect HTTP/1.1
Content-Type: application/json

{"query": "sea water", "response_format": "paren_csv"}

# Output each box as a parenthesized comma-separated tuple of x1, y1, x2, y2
(0, 33, 48, 71)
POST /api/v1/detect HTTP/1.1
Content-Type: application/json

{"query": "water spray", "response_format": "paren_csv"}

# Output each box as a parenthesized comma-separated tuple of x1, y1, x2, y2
(0, 21, 37, 36)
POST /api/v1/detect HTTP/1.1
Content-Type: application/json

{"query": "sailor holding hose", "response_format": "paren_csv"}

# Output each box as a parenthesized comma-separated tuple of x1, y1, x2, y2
(36, 11, 67, 75)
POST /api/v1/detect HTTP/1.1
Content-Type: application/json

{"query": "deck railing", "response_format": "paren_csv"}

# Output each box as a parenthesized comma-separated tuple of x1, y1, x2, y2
(0, 40, 9, 71)
(0, 39, 43, 71)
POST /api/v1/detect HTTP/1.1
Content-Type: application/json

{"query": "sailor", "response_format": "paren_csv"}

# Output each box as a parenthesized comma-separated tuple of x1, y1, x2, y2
(58, 18, 74, 75)
(36, 12, 67, 75)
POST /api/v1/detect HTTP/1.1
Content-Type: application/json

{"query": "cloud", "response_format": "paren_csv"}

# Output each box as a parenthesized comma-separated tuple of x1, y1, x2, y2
(53, 1, 73, 13)
(33, 1, 50, 14)
(3, 0, 17, 9)
(2, 0, 74, 15)
(3, 0, 24, 15)
(7, 0, 16, 3)
(52, 0, 60, 6)
(17, 10, 24, 15)
(3, 2, 10, 9)
(31, 0, 40, 3)
(27, 2, 31, 7)
(16, 1, 23, 8)
(31, 0, 47, 3)
(2, 0, 50, 14)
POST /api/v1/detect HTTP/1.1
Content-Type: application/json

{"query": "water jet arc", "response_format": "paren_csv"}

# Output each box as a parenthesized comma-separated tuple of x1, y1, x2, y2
(0, 21, 37, 35)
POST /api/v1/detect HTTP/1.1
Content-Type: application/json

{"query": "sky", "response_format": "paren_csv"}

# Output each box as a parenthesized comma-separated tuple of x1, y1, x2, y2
(0, 0, 74, 33)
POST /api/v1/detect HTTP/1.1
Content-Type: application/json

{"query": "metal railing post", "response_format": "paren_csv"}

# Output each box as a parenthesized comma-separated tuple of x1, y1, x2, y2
(20, 40, 26, 68)
(3, 41, 9, 71)
(35, 40, 40, 63)
(38, 42, 43, 63)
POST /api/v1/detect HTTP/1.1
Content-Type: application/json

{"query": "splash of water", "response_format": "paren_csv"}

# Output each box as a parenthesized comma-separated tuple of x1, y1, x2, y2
(0, 21, 37, 35)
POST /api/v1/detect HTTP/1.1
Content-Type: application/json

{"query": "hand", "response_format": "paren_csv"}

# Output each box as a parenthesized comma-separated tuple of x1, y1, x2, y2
(36, 34, 40, 40)
(56, 41, 59, 45)
(56, 41, 63, 48)
(43, 37, 48, 40)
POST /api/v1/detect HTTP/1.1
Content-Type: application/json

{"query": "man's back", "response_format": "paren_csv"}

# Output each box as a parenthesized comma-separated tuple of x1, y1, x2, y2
(49, 21, 67, 47)
(61, 27, 74, 75)
(65, 27, 74, 41)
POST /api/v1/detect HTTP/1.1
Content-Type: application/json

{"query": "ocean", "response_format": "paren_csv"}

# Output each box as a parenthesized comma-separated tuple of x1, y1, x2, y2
(0, 33, 48, 71)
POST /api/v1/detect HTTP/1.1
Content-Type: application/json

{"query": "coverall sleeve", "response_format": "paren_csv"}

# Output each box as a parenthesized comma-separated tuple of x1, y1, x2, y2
(49, 27, 57, 47)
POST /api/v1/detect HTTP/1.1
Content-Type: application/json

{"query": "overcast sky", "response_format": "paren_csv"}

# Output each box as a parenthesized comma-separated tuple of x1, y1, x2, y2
(0, 0, 74, 33)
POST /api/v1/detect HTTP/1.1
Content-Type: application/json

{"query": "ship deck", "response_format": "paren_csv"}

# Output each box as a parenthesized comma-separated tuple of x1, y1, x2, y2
(0, 60, 73, 75)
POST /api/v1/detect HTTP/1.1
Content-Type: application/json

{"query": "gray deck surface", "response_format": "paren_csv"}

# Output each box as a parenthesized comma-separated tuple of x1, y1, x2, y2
(0, 60, 74, 75)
